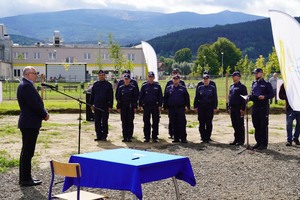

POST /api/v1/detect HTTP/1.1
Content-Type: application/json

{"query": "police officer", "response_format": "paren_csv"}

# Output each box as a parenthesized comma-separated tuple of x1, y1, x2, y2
(115, 69, 139, 102)
(228, 71, 248, 145)
(196, 71, 217, 89)
(249, 68, 274, 150)
(164, 74, 190, 143)
(194, 74, 218, 143)
(139, 71, 163, 143)
(117, 73, 138, 142)
(164, 68, 186, 139)
(90, 70, 113, 141)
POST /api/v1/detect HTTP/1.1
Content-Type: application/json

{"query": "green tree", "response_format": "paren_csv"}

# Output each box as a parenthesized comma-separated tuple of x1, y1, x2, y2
(266, 47, 280, 73)
(195, 44, 219, 75)
(160, 56, 175, 75)
(107, 34, 127, 75)
(174, 48, 192, 63)
(211, 37, 242, 75)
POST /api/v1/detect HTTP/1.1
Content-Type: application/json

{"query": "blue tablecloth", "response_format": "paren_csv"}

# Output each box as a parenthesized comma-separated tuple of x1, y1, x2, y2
(63, 148, 196, 199)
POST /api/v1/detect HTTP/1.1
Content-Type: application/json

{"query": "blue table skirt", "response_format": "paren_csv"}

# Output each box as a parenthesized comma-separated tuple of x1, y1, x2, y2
(63, 148, 196, 199)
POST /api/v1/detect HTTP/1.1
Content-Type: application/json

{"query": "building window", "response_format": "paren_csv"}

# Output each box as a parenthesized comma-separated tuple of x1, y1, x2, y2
(65, 56, 74, 63)
(84, 53, 91, 60)
(33, 52, 40, 59)
(127, 53, 135, 61)
(102, 53, 110, 60)
(49, 52, 56, 60)
(14, 69, 21, 77)
(13, 52, 18, 59)
(22, 52, 29, 59)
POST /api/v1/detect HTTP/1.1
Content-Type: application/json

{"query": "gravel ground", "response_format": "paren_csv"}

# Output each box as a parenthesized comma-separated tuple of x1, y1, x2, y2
(1, 143, 299, 200)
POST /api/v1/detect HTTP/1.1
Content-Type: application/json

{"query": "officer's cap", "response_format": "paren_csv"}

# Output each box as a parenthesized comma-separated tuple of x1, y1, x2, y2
(230, 71, 241, 77)
(123, 73, 131, 79)
(203, 74, 210, 79)
(173, 74, 180, 79)
(172, 68, 179, 73)
(148, 71, 155, 77)
(123, 69, 131, 74)
(203, 70, 210, 75)
(98, 69, 105, 74)
(252, 68, 263, 74)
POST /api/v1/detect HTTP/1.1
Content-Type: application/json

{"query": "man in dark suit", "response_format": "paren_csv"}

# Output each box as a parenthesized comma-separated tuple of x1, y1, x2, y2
(17, 66, 49, 187)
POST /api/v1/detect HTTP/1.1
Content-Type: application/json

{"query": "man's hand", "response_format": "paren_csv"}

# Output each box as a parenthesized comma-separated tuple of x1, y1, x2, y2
(44, 114, 50, 121)
(258, 95, 265, 100)
(91, 105, 95, 113)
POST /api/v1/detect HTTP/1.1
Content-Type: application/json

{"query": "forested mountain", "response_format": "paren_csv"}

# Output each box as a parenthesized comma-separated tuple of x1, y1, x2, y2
(148, 17, 300, 59)
(0, 9, 263, 45)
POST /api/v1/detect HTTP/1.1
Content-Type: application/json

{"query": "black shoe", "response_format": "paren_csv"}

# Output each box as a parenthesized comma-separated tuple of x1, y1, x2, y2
(229, 141, 237, 145)
(257, 145, 267, 150)
(181, 140, 188, 144)
(144, 139, 150, 143)
(127, 139, 132, 142)
(286, 141, 292, 146)
(172, 140, 180, 143)
(94, 138, 101, 141)
(122, 139, 128, 142)
(152, 139, 158, 143)
(236, 142, 244, 146)
(252, 143, 260, 149)
(101, 137, 107, 141)
(20, 179, 42, 187)
(293, 138, 300, 145)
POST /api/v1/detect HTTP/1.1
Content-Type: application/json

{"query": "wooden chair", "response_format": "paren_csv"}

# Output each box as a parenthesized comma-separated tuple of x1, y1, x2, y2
(48, 160, 108, 200)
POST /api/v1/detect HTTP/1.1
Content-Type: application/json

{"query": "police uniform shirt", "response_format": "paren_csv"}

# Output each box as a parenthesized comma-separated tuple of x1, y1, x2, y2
(165, 79, 186, 93)
(90, 80, 113, 108)
(228, 81, 247, 110)
(164, 85, 190, 109)
(116, 84, 137, 109)
(250, 78, 274, 106)
(194, 85, 217, 109)
(115, 79, 139, 101)
(139, 81, 163, 107)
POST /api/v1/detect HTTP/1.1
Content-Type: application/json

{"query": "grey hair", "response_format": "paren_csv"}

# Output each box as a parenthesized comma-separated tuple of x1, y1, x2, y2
(23, 66, 36, 76)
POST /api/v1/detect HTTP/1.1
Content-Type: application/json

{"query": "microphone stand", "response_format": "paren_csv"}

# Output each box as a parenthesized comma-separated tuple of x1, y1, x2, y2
(238, 95, 254, 154)
(42, 84, 103, 154)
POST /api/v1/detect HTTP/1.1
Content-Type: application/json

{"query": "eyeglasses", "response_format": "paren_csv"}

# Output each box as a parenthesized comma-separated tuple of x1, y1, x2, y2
(27, 72, 38, 75)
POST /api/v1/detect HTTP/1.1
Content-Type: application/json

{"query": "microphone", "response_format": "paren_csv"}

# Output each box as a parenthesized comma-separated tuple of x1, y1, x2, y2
(41, 83, 57, 89)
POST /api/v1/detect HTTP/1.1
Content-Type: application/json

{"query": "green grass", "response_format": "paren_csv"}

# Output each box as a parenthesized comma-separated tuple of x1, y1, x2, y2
(0, 150, 19, 173)
(0, 125, 19, 137)
(0, 77, 285, 114)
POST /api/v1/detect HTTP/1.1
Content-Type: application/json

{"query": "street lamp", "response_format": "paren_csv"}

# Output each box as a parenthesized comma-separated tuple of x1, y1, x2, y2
(221, 52, 224, 78)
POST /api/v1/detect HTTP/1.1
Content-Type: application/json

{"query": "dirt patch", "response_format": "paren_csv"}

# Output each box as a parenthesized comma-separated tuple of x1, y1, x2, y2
(0, 113, 287, 169)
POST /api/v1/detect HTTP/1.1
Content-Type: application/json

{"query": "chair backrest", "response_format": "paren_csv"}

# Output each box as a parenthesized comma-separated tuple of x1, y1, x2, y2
(51, 160, 81, 177)
(49, 160, 81, 200)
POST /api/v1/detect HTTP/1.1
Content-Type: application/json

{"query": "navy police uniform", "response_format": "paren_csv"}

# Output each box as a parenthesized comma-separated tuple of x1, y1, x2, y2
(164, 78, 190, 143)
(249, 69, 274, 149)
(90, 78, 113, 141)
(115, 73, 139, 102)
(139, 75, 163, 142)
(117, 78, 138, 142)
(228, 73, 247, 145)
(164, 77, 185, 138)
(194, 80, 218, 142)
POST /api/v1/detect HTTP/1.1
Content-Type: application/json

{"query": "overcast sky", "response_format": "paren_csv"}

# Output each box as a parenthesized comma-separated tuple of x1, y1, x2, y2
(1, 0, 299, 18)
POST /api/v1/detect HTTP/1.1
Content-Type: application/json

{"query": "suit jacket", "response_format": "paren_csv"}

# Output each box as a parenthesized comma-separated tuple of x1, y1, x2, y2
(17, 78, 48, 129)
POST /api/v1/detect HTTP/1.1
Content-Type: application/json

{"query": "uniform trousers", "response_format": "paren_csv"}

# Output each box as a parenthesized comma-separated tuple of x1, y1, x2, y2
(169, 106, 187, 141)
(19, 128, 39, 182)
(143, 105, 159, 140)
(230, 106, 245, 144)
(94, 108, 109, 140)
(252, 105, 269, 147)
(198, 105, 214, 141)
(120, 104, 135, 140)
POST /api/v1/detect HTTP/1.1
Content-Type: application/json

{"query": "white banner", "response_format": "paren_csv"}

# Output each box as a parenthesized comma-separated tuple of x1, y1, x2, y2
(0, 82, 2, 102)
(269, 10, 300, 111)
(141, 41, 158, 81)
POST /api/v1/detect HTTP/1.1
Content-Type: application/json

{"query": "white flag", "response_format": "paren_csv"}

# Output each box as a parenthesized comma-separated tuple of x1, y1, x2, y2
(269, 10, 300, 111)
(141, 41, 158, 81)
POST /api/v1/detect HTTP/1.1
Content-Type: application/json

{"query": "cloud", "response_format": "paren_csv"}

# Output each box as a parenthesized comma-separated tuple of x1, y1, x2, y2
(0, 0, 299, 18)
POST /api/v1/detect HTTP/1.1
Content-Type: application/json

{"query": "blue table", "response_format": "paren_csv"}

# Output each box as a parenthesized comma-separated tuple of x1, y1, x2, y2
(63, 148, 196, 199)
